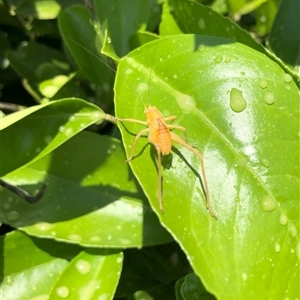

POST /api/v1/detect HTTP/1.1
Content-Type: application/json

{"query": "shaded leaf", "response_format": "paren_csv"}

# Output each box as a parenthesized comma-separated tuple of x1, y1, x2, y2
(1, 132, 171, 247)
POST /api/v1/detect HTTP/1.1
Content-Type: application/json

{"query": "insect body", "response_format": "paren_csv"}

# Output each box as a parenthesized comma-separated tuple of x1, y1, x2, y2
(117, 106, 216, 219)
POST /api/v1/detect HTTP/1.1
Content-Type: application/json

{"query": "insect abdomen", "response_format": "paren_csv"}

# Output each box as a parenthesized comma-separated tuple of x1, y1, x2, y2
(157, 121, 172, 155)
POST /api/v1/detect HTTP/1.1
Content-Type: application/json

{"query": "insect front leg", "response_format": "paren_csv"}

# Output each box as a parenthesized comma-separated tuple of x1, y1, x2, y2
(116, 118, 148, 126)
(170, 132, 217, 219)
(125, 128, 149, 162)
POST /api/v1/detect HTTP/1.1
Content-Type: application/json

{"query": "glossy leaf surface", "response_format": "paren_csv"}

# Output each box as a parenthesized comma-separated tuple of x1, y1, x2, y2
(114, 34, 299, 299)
(49, 249, 123, 299)
(0, 98, 105, 176)
(1, 231, 123, 299)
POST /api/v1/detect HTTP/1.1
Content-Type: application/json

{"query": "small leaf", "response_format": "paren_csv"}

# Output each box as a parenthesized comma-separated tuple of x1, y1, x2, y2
(0, 98, 105, 176)
(49, 249, 123, 299)
(268, 0, 300, 73)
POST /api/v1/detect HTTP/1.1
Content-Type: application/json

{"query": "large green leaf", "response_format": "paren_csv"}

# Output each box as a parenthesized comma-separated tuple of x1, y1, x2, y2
(1, 132, 171, 247)
(0, 98, 105, 176)
(114, 35, 299, 299)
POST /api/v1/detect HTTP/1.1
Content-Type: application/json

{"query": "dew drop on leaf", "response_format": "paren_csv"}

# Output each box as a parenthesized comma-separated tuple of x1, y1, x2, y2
(289, 223, 297, 238)
(279, 213, 288, 225)
(225, 56, 231, 63)
(176, 94, 195, 112)
(198, 18, 206, 29)
(35, 222, 52, 232)
(6, 211, 20, 222)
(197, 44, 206, 52)
(68, 234, 82, 242)
(261, 195, 277, 211)
(258, 79, 268, 89)
(44, 135, 52, 144)
(263, 92, 275, 105)
(75, 259, 91, 274)
(214, 55, 223, 64)
(116, 256, 123, 264)
(3, 202, 11, 210)
(136, 82, 149, 93)
(282, 73, 292, 83)
(242, 272, 248, 281)
(230, 88, 247, 112)
(275, 242, 281, 253)
(259, 157, 270, 168)
(56, 286, 70, 298)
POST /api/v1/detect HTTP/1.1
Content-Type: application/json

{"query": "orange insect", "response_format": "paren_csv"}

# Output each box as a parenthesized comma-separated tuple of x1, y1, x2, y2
(117, 106, 217, 219)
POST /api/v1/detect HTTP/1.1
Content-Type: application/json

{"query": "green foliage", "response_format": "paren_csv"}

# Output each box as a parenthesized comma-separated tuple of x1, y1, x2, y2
(1, 0, 299, 299)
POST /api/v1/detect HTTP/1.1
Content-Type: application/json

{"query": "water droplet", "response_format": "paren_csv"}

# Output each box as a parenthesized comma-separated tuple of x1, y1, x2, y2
(35, 222, 52, 231)
(176, 94, 195, 112)
(75, 259, 91, 274)
(258, 79, 268, 89)
(296, 242, 300, 259)
(107, 235, 112, 241)
(261, 195, 277, 211)
(234, 154, 248, 168)
(125, 68, 133, 75)
(283, 73, 292, 83)
(68, 234, 82, 242)
(259, 157, 270, 168)
(116, 257, 123, 264)
(3, 203, 11, 210)
(6, 276, 13, 285)
(56, 286, 70, 298)
(289, 223, 297, 237)
(64, 128, 73, 136)
(198, 18, 206, 29)
(90, 236, 101, 242)
(44, 135, 52, 144)
(285, 85, 291, 91)
(225, 56, 231, 63)
(59, 126, 65, 133)
(230, 88, 247, 112)
(136, 82, 149, 93)
(242, 272, 247, 281)
(275, 242, 281, 253)
(187, 171, 193, 178)
(173, 74, 178, 79)
(279, 213, 288, 225)
(69, 116, 75, 122)
(197, 44, 206, 52)
(214, 55, 223, 64)
(240, 71, 245, 76)
(263, 92, 275, 105)
(6, 211, 20, 222)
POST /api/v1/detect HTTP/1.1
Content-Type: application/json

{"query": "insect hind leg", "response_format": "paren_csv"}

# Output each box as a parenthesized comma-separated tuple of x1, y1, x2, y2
(170, 132, 216, 219)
